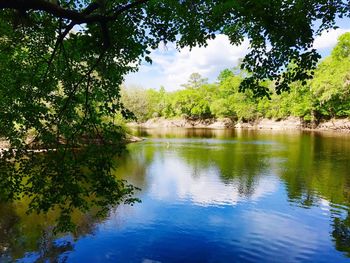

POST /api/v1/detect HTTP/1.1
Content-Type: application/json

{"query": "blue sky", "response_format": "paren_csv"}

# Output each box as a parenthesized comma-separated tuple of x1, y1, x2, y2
(124, 21, 350, 91)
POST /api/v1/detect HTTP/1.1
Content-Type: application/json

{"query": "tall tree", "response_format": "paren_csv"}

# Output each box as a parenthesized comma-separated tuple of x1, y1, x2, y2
(181, 73, 209, 89)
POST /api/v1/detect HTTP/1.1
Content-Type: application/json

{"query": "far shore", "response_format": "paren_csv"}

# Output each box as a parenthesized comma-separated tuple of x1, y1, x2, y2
(127, 117, 350, 133)
(1, 118, 349, 151)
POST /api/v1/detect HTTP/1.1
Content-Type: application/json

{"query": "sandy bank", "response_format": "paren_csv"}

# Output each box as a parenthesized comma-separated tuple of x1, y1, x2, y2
(127, 117, 350, 133)
(125, 134, 144, 143)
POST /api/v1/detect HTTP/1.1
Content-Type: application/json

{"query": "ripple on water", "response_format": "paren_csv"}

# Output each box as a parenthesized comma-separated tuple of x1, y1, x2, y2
(237, 209, 322, 262)
(329, 203, 349, 217)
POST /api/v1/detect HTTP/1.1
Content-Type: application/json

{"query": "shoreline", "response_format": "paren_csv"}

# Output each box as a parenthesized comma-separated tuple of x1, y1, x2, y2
(0, 134, 144, 151)
(2, 117, 348, 150)
(127, 117, 350, 133)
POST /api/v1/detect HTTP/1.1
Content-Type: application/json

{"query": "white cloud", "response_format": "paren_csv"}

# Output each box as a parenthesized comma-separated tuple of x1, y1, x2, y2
(159, 35, 248, 88)
(125, 35, 249, 90)
(313, 28, 350, 50)
(148, 153, 277, 206)
(124, 28, 350, 91)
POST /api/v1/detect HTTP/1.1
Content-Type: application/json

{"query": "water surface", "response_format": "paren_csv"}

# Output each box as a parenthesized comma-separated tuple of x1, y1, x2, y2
(2, 128, 350, 262)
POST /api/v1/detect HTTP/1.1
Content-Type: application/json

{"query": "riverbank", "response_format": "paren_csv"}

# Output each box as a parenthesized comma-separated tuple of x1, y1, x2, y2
(0, 134, 143, 151)
(127, 117, 350, 133)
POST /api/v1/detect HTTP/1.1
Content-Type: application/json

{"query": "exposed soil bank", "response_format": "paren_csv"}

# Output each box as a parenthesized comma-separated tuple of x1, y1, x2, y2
(128, 117, 350, 133)
(125, 134, 144, 143)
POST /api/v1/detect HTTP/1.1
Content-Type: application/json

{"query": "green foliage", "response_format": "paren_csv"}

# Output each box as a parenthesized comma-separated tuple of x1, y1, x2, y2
(310, 33, 350, 118)
(120, 86, 169, 122)
(332, 33, 350, 60)
(288, 83, 314, 121)
(120, 86, 151, 122)
(217, 69, 235, 84)
(170, 84, 215, 118)
(122, 33, 350, 123)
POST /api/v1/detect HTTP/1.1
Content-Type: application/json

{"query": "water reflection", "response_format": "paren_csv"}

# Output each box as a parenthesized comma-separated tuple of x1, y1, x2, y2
(133, 139, 278, 206)
(333, 210, 350, 256)
(1, 128, 350, 262)
(128, 128, 350, 261)
(0, 200, 101, 262)
(0, 144, 140, 261)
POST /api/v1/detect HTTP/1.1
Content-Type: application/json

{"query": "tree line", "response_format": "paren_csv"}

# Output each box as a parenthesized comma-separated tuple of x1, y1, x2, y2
(122, 33, 350, 124)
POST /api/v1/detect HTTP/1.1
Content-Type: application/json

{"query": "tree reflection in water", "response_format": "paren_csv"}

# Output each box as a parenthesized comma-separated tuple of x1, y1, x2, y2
(0, 201, 100, 262)
(333, 211, 350, 257)
(0, 144, 139, 231)
(144, 129, 350, 257)
(1, 129, 350, 261)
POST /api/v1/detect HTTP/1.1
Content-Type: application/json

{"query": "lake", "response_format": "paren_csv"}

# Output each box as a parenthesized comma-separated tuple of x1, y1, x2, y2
(1, 128, 350, 262)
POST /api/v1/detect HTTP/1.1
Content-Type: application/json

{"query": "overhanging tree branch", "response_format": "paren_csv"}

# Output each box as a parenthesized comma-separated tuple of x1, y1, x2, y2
(0, 0, 88, 22)
(0, 0, 149, 24)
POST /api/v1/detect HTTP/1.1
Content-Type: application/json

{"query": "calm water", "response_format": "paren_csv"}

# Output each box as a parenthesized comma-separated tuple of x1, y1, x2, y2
(2, 128, 350, 262)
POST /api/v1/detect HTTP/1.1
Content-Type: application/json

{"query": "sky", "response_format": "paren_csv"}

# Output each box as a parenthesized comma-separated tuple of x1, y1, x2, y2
(124, 20, 350, 91)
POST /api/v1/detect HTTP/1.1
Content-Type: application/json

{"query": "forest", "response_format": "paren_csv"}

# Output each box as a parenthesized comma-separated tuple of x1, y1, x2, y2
(122, 33, 350, 124)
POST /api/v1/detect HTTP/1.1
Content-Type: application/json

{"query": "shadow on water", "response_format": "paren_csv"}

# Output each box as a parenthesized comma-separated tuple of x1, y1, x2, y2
(1, 128, 350, 261)
(0, 144, 139, 261)
(0, 202, 98, 262)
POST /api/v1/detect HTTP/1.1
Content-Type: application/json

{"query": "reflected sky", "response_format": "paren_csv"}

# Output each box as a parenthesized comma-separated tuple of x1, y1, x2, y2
(145, 145, 278, 206)
(5, 129, 350, 262)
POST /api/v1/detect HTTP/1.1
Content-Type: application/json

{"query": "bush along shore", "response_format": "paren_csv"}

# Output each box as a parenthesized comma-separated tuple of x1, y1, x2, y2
(127, 117, 350, 133)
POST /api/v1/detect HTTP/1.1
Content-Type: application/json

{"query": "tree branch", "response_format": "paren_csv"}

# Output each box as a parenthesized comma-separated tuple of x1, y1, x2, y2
(0, 0, 88, 22)
(0, 0, 149, 24)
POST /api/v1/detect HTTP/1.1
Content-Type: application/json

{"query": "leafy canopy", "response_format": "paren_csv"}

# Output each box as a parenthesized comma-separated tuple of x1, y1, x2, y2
(0, 1, 349, 93)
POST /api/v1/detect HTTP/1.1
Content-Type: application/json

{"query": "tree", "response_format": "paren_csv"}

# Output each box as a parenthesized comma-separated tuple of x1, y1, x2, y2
(212, 71, 259, 121)
(120, 86, 151, 122)
(0, 0, 349, 229)
(217, 69, 235, 84)
(181, 73, 208, 89)
(311, 33, 350, 118)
